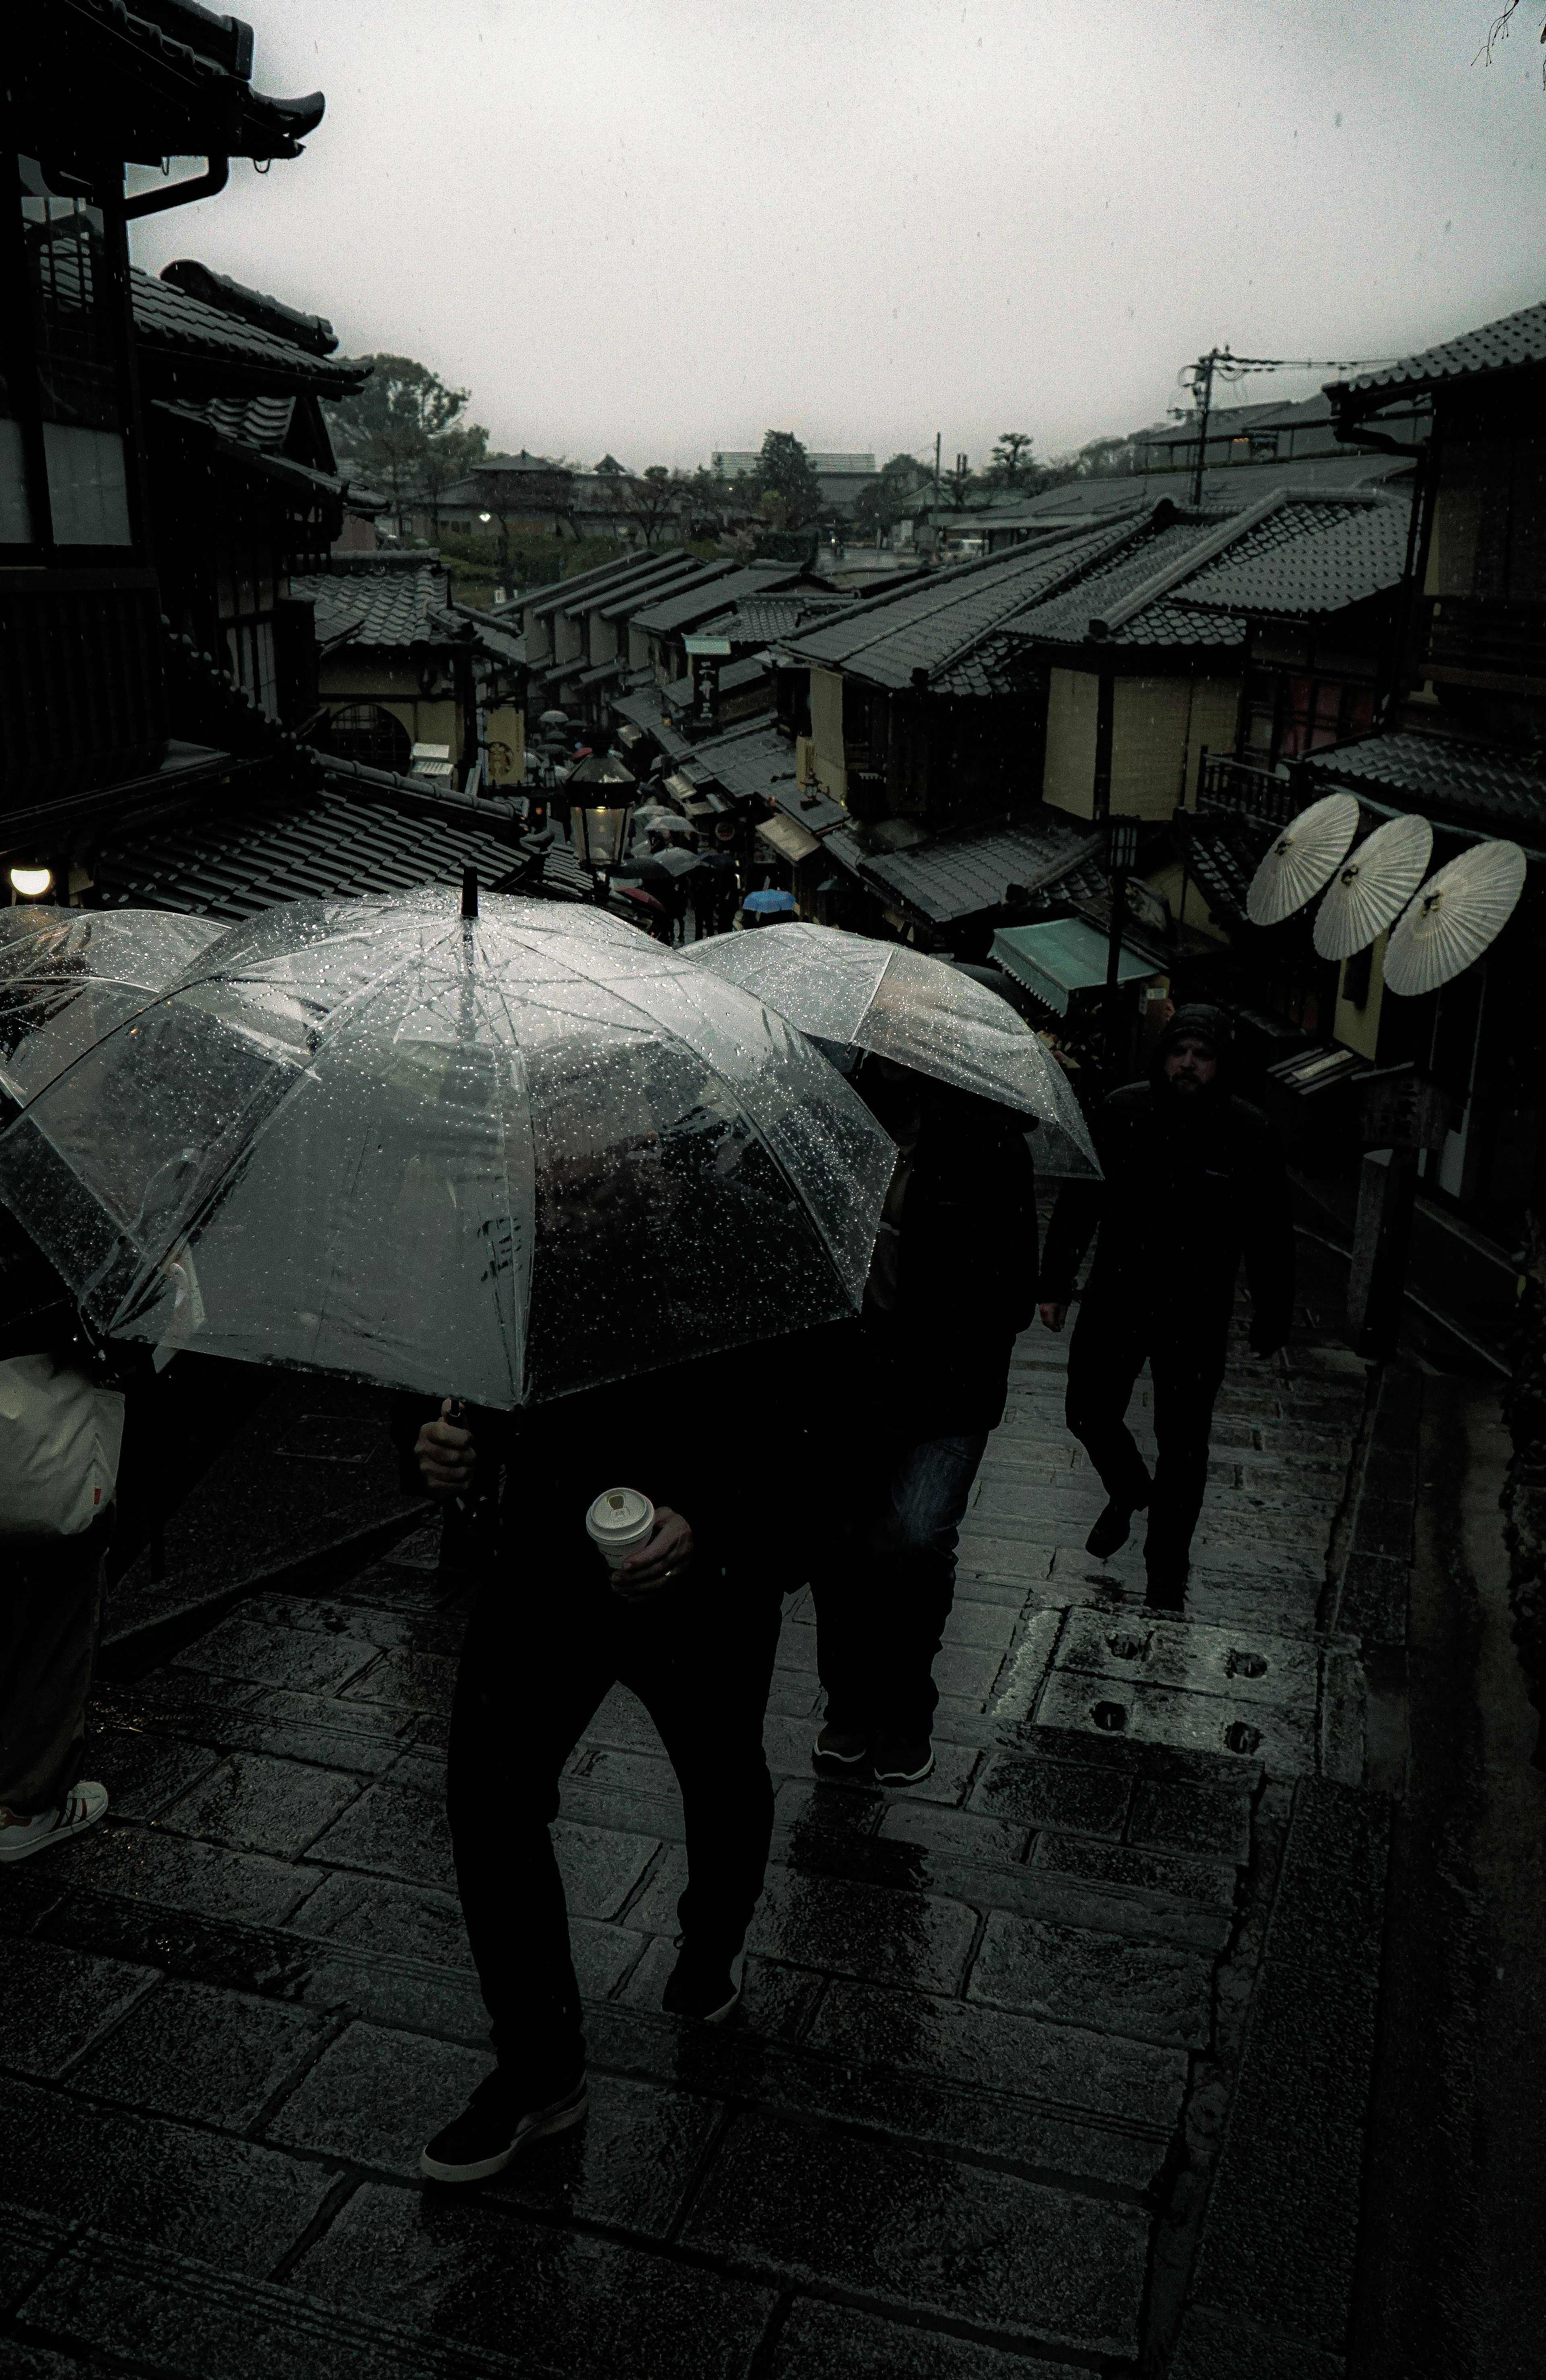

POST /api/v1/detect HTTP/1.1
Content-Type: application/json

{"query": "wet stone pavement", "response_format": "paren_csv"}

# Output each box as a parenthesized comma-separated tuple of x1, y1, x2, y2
(2, 1296, 1376, 2380)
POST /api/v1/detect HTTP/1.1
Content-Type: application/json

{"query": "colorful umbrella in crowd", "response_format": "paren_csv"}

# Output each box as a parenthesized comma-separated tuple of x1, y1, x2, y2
(0, 890, 897, 1408)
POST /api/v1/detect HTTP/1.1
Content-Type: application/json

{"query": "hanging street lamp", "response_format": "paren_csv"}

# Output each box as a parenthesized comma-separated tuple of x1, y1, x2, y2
(567, 751, 637, 907)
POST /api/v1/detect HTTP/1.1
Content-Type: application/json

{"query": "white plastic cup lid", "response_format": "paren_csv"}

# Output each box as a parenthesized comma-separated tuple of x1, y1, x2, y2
(585, 1487, 654, 1547)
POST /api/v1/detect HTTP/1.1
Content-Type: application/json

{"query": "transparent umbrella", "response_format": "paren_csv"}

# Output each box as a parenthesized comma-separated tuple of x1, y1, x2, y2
(0, 905, 226, 1115)
(683, 922, 1100, 1177)
(0, 890, 897, 1408)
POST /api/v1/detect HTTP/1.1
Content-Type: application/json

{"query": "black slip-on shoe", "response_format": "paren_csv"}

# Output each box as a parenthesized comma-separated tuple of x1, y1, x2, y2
(420, 2069, 587, 2184)
(1085, 1500, 1135, 1559)
(1144, 1574, 1188, 1615)
(872, 1736, 935, 1784)
(661, 1940, 747, 2024)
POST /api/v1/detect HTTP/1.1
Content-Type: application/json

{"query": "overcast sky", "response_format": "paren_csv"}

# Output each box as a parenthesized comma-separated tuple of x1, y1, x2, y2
(127, 0, 1546, 473)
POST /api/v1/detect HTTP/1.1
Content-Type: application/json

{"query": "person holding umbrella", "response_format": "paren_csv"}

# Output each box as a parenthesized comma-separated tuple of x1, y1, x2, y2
(0, 885, 895, 2188)
(684, 926, 1100, 1785)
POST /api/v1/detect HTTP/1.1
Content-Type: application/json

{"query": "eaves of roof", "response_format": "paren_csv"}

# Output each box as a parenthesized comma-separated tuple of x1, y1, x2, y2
(854, 809, 1100, 926)
(523, 553, 690, 623)
(17, 4, 325, 166)
(132, 268, 367, 398)
(1330, 296, 1546, 403)
(1299, 728, 1546, 837)
(630, 565, 806, 637)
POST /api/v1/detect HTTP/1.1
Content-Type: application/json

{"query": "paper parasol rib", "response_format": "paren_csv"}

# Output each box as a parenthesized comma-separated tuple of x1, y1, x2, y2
(1246, 792, 1360, 927)
(1383, 840, 1527, 997)
(1312, 812, 1434, 961)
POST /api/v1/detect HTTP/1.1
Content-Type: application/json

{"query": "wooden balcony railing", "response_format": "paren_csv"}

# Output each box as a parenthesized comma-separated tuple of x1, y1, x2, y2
(1194, 751, 1298, 827)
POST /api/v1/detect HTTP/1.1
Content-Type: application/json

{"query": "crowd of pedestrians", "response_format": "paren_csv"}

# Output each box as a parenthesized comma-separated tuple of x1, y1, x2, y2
(0, 939, 1293, 2191)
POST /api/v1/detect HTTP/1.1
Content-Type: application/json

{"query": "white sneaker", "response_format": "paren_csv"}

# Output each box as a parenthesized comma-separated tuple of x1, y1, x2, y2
(0, 1781, 108, 1863)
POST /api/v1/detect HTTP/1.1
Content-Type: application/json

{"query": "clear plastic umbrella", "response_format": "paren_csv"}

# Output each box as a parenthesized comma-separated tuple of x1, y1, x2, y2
(683, 922, 1100, 1177)
(0, 890, 897, 1409)
(0, 905, 226, 1114)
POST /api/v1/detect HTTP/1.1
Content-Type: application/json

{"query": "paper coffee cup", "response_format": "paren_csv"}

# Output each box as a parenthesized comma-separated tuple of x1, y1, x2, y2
(585, 1486, 655, 1574)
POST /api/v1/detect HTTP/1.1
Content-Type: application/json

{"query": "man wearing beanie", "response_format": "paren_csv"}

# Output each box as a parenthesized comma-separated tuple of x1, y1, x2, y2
(1037, 1005, 1294, 1611)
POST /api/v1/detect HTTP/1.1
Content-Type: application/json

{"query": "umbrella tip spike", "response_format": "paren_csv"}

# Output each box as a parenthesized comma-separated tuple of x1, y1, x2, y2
(461, 866, 479, 921)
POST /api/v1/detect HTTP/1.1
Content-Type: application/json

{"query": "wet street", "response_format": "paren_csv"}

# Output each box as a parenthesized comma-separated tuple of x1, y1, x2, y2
(2, 1295, 1385, 2378)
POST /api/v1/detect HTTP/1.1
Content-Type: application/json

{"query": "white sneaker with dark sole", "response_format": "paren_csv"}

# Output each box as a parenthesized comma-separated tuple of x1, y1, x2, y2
(419, 2074, 588, 2184)
(872, 1740, 935, 1785)
(0, 1782, 108, 1863)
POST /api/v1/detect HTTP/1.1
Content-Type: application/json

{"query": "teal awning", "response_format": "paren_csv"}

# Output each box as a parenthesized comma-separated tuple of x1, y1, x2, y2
(990, 918, 1156, 1016)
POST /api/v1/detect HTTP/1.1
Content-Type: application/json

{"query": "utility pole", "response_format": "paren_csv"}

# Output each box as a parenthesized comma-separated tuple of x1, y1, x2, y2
(933, 432, 941, 506)
(1189, 347, 1219, 507)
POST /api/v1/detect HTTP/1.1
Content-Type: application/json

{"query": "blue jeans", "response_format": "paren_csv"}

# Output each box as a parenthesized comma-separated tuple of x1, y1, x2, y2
(813, 1432, 990, 1740)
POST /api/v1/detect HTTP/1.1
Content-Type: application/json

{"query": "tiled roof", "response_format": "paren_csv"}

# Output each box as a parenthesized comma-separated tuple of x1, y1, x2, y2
(785, 527, 1134, 688)
(566, 554, 693, 617)
(1300, 729, 1546, 833)
(291, 565, 449, 650)
(187, 394, 298, 451)
(856, 810, 1101, 926)
(1333, 298, 1546, 399)
(18, 4, 325, 166)
(90, 782, 582, 922)
(1176, 496, 1412, 621)
(609, 677, 692, 761)
(1009, 495, 1395, 652)
(774, 781, 848, 835)
(630, 565, 807, 637)
(593, 555, 708, 620)
(698, 593, 851, 646)
(523, 552, 699, 623)
(949, 450, 1416, 535)
(131, 270, 364, 395)
(678, 721, 800, 804)
(1177, 816, 1275, 929)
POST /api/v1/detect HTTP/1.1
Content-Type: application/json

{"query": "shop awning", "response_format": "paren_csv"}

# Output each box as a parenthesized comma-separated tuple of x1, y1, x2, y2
(756, 812, 822, 864)
(990, 918, 1156, 1015)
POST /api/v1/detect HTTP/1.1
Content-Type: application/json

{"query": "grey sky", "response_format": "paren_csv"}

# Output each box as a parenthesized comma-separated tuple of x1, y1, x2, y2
(128, 0, 1546, 473)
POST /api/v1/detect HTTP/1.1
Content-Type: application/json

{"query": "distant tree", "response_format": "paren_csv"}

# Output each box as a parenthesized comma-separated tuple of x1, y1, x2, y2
(521, 461, 582, 537)
(1482, 4, 1546, 82)
(755, 430, 823, 530)
(1071, 435, 1138, 479)
(852, 452, 929, 543)
(418, 422, 490, 533)
(613, 465, 683, 548)
(324, 354, 475, 533)
(672, 465, 735, 538)
(985, 431, 1039, 493)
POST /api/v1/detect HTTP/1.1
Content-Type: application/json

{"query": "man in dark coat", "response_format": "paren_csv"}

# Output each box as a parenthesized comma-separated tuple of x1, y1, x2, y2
(1038, 1004, 1294, 1611)
(811, 1057, 1039, 1785)
(409, 1313, 844, 2190)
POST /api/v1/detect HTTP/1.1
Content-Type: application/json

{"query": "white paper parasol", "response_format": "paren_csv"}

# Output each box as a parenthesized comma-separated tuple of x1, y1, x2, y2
(1383, 840, 1527, 997)
(1312, 812, 1434, 961)
(1246, 792, 1360, 926)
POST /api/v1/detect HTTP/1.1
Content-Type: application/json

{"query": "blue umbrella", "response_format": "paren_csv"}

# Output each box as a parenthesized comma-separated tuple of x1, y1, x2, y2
(743, 889, 797, 916)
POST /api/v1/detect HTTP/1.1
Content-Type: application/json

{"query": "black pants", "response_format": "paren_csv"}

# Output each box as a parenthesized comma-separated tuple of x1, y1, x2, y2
(446, 1555, 782, 2089)
(0, 1516, 109, 1815)
(1064, 1300, 1228, 1586)
(813, 1432, 990, 1739)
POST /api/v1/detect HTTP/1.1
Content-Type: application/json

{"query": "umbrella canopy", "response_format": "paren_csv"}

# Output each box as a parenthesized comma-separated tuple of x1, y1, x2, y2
(1312, 812, 1434, 962)
(0, 906, 226, 1115)
(1246, 793, 1360, 926)
(0, 891, 897, 1409)
(1382, 839, 1527, 997)
(683, 922, 1100, 1176)
(744, 889, 797, 915)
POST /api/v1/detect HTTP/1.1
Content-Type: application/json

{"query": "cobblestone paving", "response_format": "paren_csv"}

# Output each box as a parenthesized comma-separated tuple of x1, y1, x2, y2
(2, 1305, 1368, 2379)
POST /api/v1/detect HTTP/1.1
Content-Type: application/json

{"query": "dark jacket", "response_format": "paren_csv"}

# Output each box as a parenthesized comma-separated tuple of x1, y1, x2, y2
(1039, 1007, 1294, 1352)
(860, 1070, 1039, 1440)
